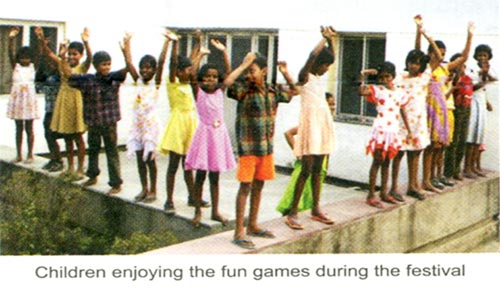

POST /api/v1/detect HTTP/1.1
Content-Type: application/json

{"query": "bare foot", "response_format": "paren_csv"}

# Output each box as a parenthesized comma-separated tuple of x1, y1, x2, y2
(422, 181, 442, 193)
(211, 213, 228, 226)
(10, 157, 22, 163)
(192, 213, 202, 227)
(134, 190, 148, 202)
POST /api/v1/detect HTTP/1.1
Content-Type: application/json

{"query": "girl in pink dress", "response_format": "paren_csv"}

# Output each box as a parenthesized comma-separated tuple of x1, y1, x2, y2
(185, 36, 236, 226)
(359, 62, 411, 208)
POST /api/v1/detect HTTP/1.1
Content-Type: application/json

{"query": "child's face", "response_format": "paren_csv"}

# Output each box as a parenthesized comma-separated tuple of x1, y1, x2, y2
(68, 48, 83, 67)
(140, 62, 156, 83)
(326, 96, 335, 115)
(177, 66, 192, 83)
(311, 63, 330, 76)
(19, 57, 31, 67)
(378, 71, 394, 84)
(475, 51, 490, 64)
(245, 63, 267, 87)
(407, 61, 421, 76)
(96, 60, 111, 76)
(201, 68, 219, 91)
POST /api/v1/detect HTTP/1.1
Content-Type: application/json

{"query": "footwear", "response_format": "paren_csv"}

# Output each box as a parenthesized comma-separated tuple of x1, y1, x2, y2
(164, 202, 175, 214)
(311, 213, 335, 225)
(453, 173, 464, 181)
(232, 238, 256, 250)
(187, 198, 210, 208)
(431, 178, 445, 190)
(23, 158, 34, 164)
(285, 216, 304, 230)
(143, 193, 157, 203)
(463, 171, 477, 179)
(407, 190, 426, 200)
(83, 177, 97, 187)
(42, 160, 54, 170)
(439, 177, 455, 186)
(107, 186, 122, 195)
(381, 195, 398, 204)
(48, 161, 64, 172)
(248, 229, 276, 239)
(134, 191, 147, 202)
(10, 157, 22, 163)
(366, 198, 384, 209)
(474, 169, 487, 177)
(389, 190, 405, 202)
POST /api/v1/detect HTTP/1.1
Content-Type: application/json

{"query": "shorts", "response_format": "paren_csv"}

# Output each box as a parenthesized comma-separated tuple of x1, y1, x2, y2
(237, 154, 275, 183)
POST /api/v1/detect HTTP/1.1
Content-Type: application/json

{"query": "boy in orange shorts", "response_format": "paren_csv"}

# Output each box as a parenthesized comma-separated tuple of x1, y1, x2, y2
(224, 52, 296, 249)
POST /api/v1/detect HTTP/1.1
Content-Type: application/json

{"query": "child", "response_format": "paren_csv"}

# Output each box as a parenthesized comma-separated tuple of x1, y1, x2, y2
(285, 26, 337, 230)
(464, 44, 497, 178)
(418, 19, 473, 192)
(185, 34, 236, 227)
(120, 31, 173, 202)
(276, 92, 334, 216)
(226, 52, 296, 249)
(359, 62, 411, 208)
(158, 32, 206, 214)
(36, 27, 91, 179)
(67, 50, 128, 195)
(7, 27, 40, 164)
(443, 53, 473, 181)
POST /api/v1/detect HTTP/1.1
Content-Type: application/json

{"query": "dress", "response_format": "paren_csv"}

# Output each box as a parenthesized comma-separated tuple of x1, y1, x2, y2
(127, 79, 160, 161)
(466, 68, 496, 144)
(158, 79, 198, 155)
(394, 69, 431, 151)
(50, 62, 86, 134)
(427, 65, 450, 145)
(185, 87, 236, 172)
(7, 63, 39, 120)
(366, 85, 409, 160)
(294, 74, 335, 157)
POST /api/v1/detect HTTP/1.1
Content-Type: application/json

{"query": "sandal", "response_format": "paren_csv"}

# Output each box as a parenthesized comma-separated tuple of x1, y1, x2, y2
(143, 193, 157, 203)
(381, 195, 398, 204)
(366, 198, 384, 209)
(285, 216, 304, 230)
(248, 229, 276, 239)
(389, 190, 405, 202)
(232, 238, 255, 250)
(311, 213, 334, 225)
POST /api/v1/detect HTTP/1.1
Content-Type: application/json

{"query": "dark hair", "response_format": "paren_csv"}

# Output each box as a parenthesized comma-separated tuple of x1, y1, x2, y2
(315, 47, 335, 66)
(428, 40, 446, 54)
(377, 61, 396, 78)
(16, 46, 32, 63)
(68, 41, 84, 54)
(325, 92, 333, 100)
(474, 44, 493, 60)
(450, 53, 462, 63)
(253, 53, 268, 69)
(177, 55, 192, 70)
(92, 51, 111, 68)
(139, 54, 157, 70)
(405, 49, 429, 73)
(198, 63, 223, 83)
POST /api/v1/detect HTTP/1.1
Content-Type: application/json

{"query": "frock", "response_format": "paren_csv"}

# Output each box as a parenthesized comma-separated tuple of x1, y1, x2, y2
(394, 69, 431, 151)
(466, 68, 496, 144)
(7, 63, 39, 120)
(185, 87, 236, 172)
(127, 79, 160, 161)
(294, 73, 335, 157)
(366, 85, 409, 160)
(158, 79, 198, 155)
(427, 65, 450, 145)
(50, 62, 86, 134)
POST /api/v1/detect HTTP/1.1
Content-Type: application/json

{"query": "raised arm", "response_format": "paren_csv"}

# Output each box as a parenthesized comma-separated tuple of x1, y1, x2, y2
(168, 34, 179, 83)
(358, 69, 378, 96)
(8, 27, 20, 68)
(223, 52, 256, 88)
(278, 61, 298, 95)
(298, 26, 336, 84)
(211, 39, 231, 77)
(155, 29, 174, 85)
(80, 27, 93, 73)
(34, 26, 61, 65)
(414, 15, 423, 51)
(448, 23, 474, 71)
(189, 29, 202, 61)
(119, 32, 139, 82)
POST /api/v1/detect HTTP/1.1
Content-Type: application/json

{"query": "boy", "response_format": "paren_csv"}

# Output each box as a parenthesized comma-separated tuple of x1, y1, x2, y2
(68, 51, 127, 195)
(224, 52, 296, 249)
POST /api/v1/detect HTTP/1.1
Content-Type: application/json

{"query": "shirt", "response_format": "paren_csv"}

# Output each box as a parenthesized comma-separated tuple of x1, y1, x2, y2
(228, 82, 292, 156)
(41, 74, 61, 113)
(69, 71, 126, 126)
(453, 74, 473, 107)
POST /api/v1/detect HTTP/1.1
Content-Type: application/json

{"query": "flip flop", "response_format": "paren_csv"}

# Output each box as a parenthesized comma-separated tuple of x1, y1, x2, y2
(311, 214, 334, 225)
(285, 217, 304, 230)
(366, 198, 384, 209)
(232, 238, 256, 250)
(248, 229, 276, 239)
(381, 195, 398, 204)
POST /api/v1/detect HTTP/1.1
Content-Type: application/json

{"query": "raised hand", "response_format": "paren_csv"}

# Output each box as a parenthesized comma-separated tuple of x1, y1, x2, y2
(200, 47, 211, 56)
(119, 32, 133, 52)
(242, 52, 256, 66)
(81, 27, 90, 42)
(467, 22, 475, 35)
(34, 26, 44, 40)
(321, 26, 336, 39)
(210, 39, 226, 51)
(9, 26, 20, 39)
(361, 69, 378, 76)
(414, 14, 423, 27)
(164, 29, 178, 41)
(277, 61, 288, 74)
(59, 39, 69, 58)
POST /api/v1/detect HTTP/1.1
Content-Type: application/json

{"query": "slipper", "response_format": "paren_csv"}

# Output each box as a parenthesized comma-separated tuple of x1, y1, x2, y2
(366, 198, 384, 209)
(232, 238, 255, 250)
(381, 195, 398, 204)
(311, 214, 334, 225)
(285, 217, 304, 230)
(143, 194, 157, 203)
(248, 229, 276, 239)
(389, 190, 405, 202)
(407, 190, 426, 200)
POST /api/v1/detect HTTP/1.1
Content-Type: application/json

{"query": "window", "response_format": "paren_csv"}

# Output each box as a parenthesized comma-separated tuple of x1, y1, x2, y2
(336, 33, 386, 124)
(175, 28, 279, 83)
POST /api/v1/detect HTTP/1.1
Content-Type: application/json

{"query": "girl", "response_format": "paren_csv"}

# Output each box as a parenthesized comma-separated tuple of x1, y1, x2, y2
(185, 34, 236, 226)
(120, 31, 173, 202)
(7, 27, 40, 164)
(464, 44, 497, 178)
(359, 62, 411, 208)
(36, 27, 92, 179)
(418, 20, 473, 192)
(285, 26, 336, 230)
(158, 31, 206, 214)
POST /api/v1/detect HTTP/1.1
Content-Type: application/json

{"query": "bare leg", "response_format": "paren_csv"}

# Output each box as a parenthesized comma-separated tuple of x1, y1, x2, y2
(209, 172, 227, 224)
(389, 151, 404, 199)
(13, 120, 23, 162)
(247, 179, 265, 234)
(146, 154, 157, 200)
(135, 150, 149, 201)
(75, 133, 86, 175)
(64, 136, 75, 173)
(234, 182, 251, 240)
(192, 170, 207, 226)
(165, 152, 181, 205)
(25, 120, 34, 161)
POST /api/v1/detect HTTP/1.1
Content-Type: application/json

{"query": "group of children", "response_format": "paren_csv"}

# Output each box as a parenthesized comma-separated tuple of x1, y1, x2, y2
(4, 15, 495, 250)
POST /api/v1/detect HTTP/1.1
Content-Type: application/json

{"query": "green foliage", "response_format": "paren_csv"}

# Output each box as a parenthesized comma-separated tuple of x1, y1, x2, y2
(107, 230, 177, 255)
